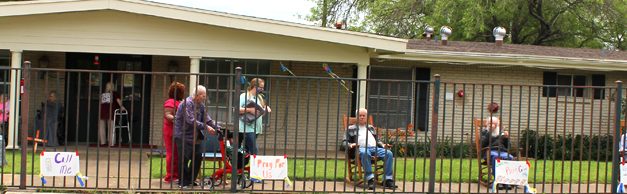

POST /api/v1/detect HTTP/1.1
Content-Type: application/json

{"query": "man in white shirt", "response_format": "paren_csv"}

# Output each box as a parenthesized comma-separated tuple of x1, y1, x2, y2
(342, 108, 397, 190)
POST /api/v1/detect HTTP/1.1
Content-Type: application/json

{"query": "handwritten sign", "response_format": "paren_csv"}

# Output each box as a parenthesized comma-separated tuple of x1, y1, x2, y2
(250, 156, 288, 180)
(494, 160, 529, 186)
(621, 163, 627, 184)
(40, 152, 80, 176)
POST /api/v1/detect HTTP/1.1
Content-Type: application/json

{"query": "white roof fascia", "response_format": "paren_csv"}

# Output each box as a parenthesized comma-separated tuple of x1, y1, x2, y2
(378, 50, 627, 72)
(0, 0, 407, 53)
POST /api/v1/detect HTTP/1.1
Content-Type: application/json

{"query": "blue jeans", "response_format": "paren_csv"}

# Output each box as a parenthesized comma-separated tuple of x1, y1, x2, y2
(489, 150, 514, 176)
(238, 132, 258, 155)
(489, 150, 514, 188)
(359, 147, 394, 181)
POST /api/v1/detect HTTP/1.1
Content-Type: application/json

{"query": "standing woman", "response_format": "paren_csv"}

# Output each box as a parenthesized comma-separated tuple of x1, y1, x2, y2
(238, 78, 271, 155)
(99, 82, 125, 147)
(0, 93, 8, 147)
(162, 81, 185, 183)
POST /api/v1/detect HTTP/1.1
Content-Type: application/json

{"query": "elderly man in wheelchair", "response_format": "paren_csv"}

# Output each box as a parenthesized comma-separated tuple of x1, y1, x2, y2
(342, 108, 397, 190)
(481, 116, 515, 190)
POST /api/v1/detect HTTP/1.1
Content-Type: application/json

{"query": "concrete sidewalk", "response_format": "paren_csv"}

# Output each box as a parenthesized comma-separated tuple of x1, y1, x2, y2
(1, 146, 616, 193)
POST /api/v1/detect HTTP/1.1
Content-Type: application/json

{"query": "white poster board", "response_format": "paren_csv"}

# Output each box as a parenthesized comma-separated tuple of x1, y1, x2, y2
(494, 160, 529, 186)
(620, 163, 627, 184)
(250, 155, 288, 180)
(40, 152, 80, 176)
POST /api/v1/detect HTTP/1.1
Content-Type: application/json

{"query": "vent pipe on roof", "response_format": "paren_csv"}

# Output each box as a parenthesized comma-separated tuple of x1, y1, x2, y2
(440, 26, 452, 46)
(334, 21, 344, 29)
(493, 26, 506, 46)
(424, 26, 434, 41)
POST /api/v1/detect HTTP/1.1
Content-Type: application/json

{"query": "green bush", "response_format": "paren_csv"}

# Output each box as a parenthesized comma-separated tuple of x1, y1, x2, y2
(519, 129, 613, 161)
(389, 138, 473, 158)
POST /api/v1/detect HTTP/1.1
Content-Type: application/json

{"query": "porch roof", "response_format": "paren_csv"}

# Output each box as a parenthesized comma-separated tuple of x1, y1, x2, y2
(0, 0, 407, 54)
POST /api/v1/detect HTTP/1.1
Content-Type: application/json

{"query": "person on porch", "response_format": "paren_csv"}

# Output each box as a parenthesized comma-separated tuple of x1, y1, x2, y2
(41, 91, 62, 147)
(342, 108, 397, 190)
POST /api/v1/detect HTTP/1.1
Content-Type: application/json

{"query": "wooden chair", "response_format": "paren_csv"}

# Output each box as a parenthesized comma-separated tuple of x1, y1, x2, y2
(473, 119, 492, 186)
(342, 114, 384, 186)
(473, 118, 521, 187)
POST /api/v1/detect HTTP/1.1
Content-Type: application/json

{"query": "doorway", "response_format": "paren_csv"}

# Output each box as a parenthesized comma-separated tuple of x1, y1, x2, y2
(65, 53, 152, 145)
(415, 67, 430, 131)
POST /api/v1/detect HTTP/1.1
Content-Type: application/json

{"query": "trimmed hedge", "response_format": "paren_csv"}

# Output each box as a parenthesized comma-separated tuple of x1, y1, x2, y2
(519, 129, 613, 161)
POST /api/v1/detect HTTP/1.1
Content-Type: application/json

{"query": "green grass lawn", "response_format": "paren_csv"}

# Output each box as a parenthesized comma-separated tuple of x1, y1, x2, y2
(1, 150, 41, 174)
(148, 157, 613, 183)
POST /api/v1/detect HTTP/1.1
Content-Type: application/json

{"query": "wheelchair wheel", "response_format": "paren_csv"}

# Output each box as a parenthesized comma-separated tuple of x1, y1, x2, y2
(212, 177, 223, 186)
(238, 173, 253, 189)
(204, 178, 215, 190)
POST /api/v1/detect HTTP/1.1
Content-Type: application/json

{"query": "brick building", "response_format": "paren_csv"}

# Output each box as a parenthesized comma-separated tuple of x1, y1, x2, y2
(0, 0, 626, 153)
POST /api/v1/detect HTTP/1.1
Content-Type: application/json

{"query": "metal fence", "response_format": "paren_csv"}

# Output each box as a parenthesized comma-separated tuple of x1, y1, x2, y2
(0, 64, 624, 193)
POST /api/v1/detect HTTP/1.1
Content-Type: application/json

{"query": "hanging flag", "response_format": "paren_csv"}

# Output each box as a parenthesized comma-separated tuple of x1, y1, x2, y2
(322, 63, 332, 74)
(240, 76, 247, 85)
(321, 63, 353, 93)
(279, 63, 297, 76)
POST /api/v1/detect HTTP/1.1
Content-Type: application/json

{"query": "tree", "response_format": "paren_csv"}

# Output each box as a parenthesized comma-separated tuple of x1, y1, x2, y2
(307, 0, 625, 50)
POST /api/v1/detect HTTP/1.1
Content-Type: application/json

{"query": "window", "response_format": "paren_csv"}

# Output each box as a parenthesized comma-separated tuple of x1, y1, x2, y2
(199, 58, 271, 123)
(367, 67, 413, 129)
(0, 52, 10, 94)
(542, 71, 605, 99)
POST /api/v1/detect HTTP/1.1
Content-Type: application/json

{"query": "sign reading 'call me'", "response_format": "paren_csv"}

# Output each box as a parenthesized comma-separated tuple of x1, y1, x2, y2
(40, 152, 80, 176)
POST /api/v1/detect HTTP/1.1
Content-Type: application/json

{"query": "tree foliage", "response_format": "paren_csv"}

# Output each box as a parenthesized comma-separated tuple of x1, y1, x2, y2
(307, 0, 625, 50)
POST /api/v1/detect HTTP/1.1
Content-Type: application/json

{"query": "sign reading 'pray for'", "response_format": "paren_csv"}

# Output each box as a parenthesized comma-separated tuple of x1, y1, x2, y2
(40, 152, 80, 176)
(250, 155, 288, 180)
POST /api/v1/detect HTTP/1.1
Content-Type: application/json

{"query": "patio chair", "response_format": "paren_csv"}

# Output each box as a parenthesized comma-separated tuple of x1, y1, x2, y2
(473, 118, 520, 187)
(342, 114, 384, 186)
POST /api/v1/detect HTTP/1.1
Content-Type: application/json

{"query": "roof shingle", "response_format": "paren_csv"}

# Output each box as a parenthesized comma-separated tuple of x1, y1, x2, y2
(407, 39, 627, 61)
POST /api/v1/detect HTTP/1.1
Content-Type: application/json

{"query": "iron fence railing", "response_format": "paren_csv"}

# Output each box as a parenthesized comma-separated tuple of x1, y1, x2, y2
(0, 65, 623, 193)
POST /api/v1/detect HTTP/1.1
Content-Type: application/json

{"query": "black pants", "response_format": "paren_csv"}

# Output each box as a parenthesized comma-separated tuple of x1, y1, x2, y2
(175, 137, 203, 186)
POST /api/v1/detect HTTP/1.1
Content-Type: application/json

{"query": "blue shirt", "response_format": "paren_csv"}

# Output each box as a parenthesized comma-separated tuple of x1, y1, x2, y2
(238, 93, 265, 134)
(174, 96, 220, 143)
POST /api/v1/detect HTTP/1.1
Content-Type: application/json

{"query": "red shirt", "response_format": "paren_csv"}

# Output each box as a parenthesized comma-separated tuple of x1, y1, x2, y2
(163, 98, 180, 133)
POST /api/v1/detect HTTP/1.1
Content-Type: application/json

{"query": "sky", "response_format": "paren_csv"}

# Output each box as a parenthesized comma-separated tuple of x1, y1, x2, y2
(148, 0, 316, 25)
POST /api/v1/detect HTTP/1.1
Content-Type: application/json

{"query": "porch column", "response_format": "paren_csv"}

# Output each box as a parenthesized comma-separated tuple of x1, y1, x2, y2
(356, 62, 369, 109)
(189, 56, 201, 94)
(7, 50, 21, 149)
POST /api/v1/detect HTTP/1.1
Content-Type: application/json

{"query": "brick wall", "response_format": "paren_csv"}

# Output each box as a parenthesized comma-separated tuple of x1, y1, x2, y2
(258, 61, 354, 153)
(148, 55, 189, 147)
(22, 51, 66, 136)
(148, 60, 354, 152)
(16, 52, 627, 152)
(373, 60, 627, 147)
